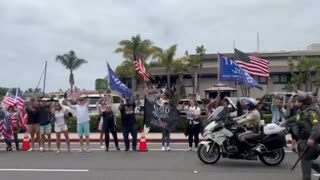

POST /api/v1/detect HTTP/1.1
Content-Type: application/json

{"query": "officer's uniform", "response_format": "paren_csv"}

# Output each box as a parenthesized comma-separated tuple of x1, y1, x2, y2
(288, 106, 320, 180)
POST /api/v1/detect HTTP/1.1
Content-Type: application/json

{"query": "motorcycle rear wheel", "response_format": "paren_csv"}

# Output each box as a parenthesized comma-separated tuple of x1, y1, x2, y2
(197, 143, 221, 164)
(258, 148, 285, 166)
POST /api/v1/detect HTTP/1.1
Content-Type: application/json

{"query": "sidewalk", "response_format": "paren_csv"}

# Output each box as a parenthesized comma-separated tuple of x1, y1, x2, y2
(1, 133, 293, 144)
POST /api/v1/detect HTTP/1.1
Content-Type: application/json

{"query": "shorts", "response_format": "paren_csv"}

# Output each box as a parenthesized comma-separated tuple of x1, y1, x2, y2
(27, 124, 40, 134)
(77, 121, 90, 137)
(98, 117, 103, 131)
(55, 124, 68, 133)
(40, 124, 52, 135)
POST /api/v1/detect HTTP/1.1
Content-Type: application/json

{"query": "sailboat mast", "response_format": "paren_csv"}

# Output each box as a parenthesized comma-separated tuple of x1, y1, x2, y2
(43, 60, 47, 97)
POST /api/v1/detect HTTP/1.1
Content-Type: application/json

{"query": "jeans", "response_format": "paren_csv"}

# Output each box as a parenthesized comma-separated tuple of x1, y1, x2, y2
(162, 129, 170, 147)
(4, 133, 19, 150)
(104, 126, 119, 148)
(188, 124, 200, 148)
(122, 125, 137, 150)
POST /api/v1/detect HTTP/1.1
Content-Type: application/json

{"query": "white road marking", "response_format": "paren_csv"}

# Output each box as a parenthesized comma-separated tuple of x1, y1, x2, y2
(314, 174, 320, 177)
(0, 169, 88, 172)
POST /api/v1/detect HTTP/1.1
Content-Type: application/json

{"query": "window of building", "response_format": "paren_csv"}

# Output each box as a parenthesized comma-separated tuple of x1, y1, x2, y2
(183, 79, 193, 87)
(272, 74, 290, 84)
(258, 77, 267, 84)
(280, 74, 288, 83)
(272, 75, 280, 83)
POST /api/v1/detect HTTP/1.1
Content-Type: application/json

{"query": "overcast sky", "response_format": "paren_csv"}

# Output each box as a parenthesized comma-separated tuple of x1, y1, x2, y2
(0, 0, 319, 92)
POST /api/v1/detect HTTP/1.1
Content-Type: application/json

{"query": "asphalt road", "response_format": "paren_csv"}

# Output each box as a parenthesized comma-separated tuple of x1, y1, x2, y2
(0, 143, 315, 180)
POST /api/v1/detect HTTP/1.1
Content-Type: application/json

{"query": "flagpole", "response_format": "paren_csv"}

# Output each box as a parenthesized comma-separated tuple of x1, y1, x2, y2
(217, 52, 220, 83)
(15, 87, 18, 104)
(43, 60, 47, 97)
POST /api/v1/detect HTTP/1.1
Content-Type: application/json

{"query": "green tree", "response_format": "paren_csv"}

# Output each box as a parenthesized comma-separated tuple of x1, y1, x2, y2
(0, 87, 9, 97)
(95, 78, 108, 91)
(195, 45, 206, 94)
(172, 56, 189, 98)
(114, 34, 156, 91)
(115, 60, 135, 79)
(152, 44, 178, 96)
(56, 50, 87, 93)
(289, 57, 320, 91)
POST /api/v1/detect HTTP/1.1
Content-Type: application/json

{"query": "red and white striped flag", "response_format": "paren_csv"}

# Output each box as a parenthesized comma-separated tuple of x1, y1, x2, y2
(3, 91, 15, 106)
(70, 86, 82, 101)
(234, 48, 270, 78)
(135, 58, 150, 81)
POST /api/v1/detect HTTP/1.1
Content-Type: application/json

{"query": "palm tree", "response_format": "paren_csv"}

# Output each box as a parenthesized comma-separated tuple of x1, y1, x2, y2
(172, 56, 189, 98)
(196, 45, 206, 94)
(56, 50, 87, 93)
(152, 44, 177, 96)
(114, 34, 155, 91)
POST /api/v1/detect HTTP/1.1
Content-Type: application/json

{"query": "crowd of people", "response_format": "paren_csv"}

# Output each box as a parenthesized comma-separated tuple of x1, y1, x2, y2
(1, 86, 320, 179)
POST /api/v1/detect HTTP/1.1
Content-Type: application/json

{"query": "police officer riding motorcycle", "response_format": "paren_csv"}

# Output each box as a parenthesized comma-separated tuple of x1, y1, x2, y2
(284, 92, 320, 180)
(198, 98, 287, 166)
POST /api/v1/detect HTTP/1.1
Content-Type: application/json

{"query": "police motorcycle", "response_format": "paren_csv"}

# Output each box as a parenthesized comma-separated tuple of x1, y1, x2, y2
(197, 99, 287, 166)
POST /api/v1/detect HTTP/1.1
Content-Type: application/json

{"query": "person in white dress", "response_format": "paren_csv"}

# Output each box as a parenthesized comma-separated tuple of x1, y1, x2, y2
(52, 103, 71, 153)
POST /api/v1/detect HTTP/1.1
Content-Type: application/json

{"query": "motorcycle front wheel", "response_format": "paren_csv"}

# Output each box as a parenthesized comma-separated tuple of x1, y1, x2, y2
(197, 143, 221, 164)
(258, 148, 285, 166)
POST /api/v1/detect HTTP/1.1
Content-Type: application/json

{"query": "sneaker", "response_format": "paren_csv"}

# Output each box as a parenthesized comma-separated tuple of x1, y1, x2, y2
(193, 147, 198, 151)
(86, 148, 91, 153)
(124, 148, 129, 152)
(56, 150, 61, 154)
(40, 147, 45, 152)
(187, 147, 192, 151)
(162, 146, 166, 151)
(105, 148, 109, 152)
(28, 148, 34, 152)
(116, 147, 121, 151)
(79, 148, 84, 153)
(100, 145, 105, 149)
(166, 147, 171, 151)
(132, 147, 137, 151)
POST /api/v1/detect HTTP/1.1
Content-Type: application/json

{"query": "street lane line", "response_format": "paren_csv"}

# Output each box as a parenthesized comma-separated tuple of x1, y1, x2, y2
(0, 169, 88, 172)
(314, 174, 320, 176)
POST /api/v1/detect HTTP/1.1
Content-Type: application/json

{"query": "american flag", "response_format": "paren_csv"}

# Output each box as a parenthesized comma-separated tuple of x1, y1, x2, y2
(3, 91, 15, 106)
(16, 88, 25, 111)
(135, 58, 150, 81)
(0, 119, 10, 141)
(70, 86, 82, 101)
(234, 48, 270, 78)
(15, 88, 27, 130)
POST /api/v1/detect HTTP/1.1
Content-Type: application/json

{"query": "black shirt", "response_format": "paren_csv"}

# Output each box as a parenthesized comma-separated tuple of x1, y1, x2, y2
(119, 102, 136, 127)
(26, 107, 39, 124)
(101, 111, 116, 131)
(38, 105, 51, 126)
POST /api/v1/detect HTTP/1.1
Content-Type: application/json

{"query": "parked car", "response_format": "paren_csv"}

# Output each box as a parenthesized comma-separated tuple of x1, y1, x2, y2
(176, 98, 206, 115)
(58, 93, 123, 117)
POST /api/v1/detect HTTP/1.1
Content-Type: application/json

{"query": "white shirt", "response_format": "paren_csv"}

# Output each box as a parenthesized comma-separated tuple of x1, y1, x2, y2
(54, 111, 66, 127)
(186, 106, 201, 125)
(74, 104, 90, 124)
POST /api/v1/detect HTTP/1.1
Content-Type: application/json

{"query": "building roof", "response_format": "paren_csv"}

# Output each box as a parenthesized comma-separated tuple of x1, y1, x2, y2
(201, 50, 320, 61)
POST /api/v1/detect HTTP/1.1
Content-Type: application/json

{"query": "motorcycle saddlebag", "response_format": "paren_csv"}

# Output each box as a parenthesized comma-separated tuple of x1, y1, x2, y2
(261, 132, 286, 151)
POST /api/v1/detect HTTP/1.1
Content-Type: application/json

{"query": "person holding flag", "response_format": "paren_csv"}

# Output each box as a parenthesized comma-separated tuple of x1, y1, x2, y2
(25, 98, 41, 151)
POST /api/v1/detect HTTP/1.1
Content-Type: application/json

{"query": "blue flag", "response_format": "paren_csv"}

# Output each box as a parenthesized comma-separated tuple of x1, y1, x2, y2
(219, 54, 263, 90)
(107, 63, 132, 98)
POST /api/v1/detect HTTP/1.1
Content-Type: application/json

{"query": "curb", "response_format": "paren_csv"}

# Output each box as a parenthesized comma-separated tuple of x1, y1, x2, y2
(0, 139, 293, 144)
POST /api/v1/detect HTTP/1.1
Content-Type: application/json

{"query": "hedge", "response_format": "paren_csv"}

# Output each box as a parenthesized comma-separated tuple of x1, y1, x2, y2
(65, 114, 273, 133)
